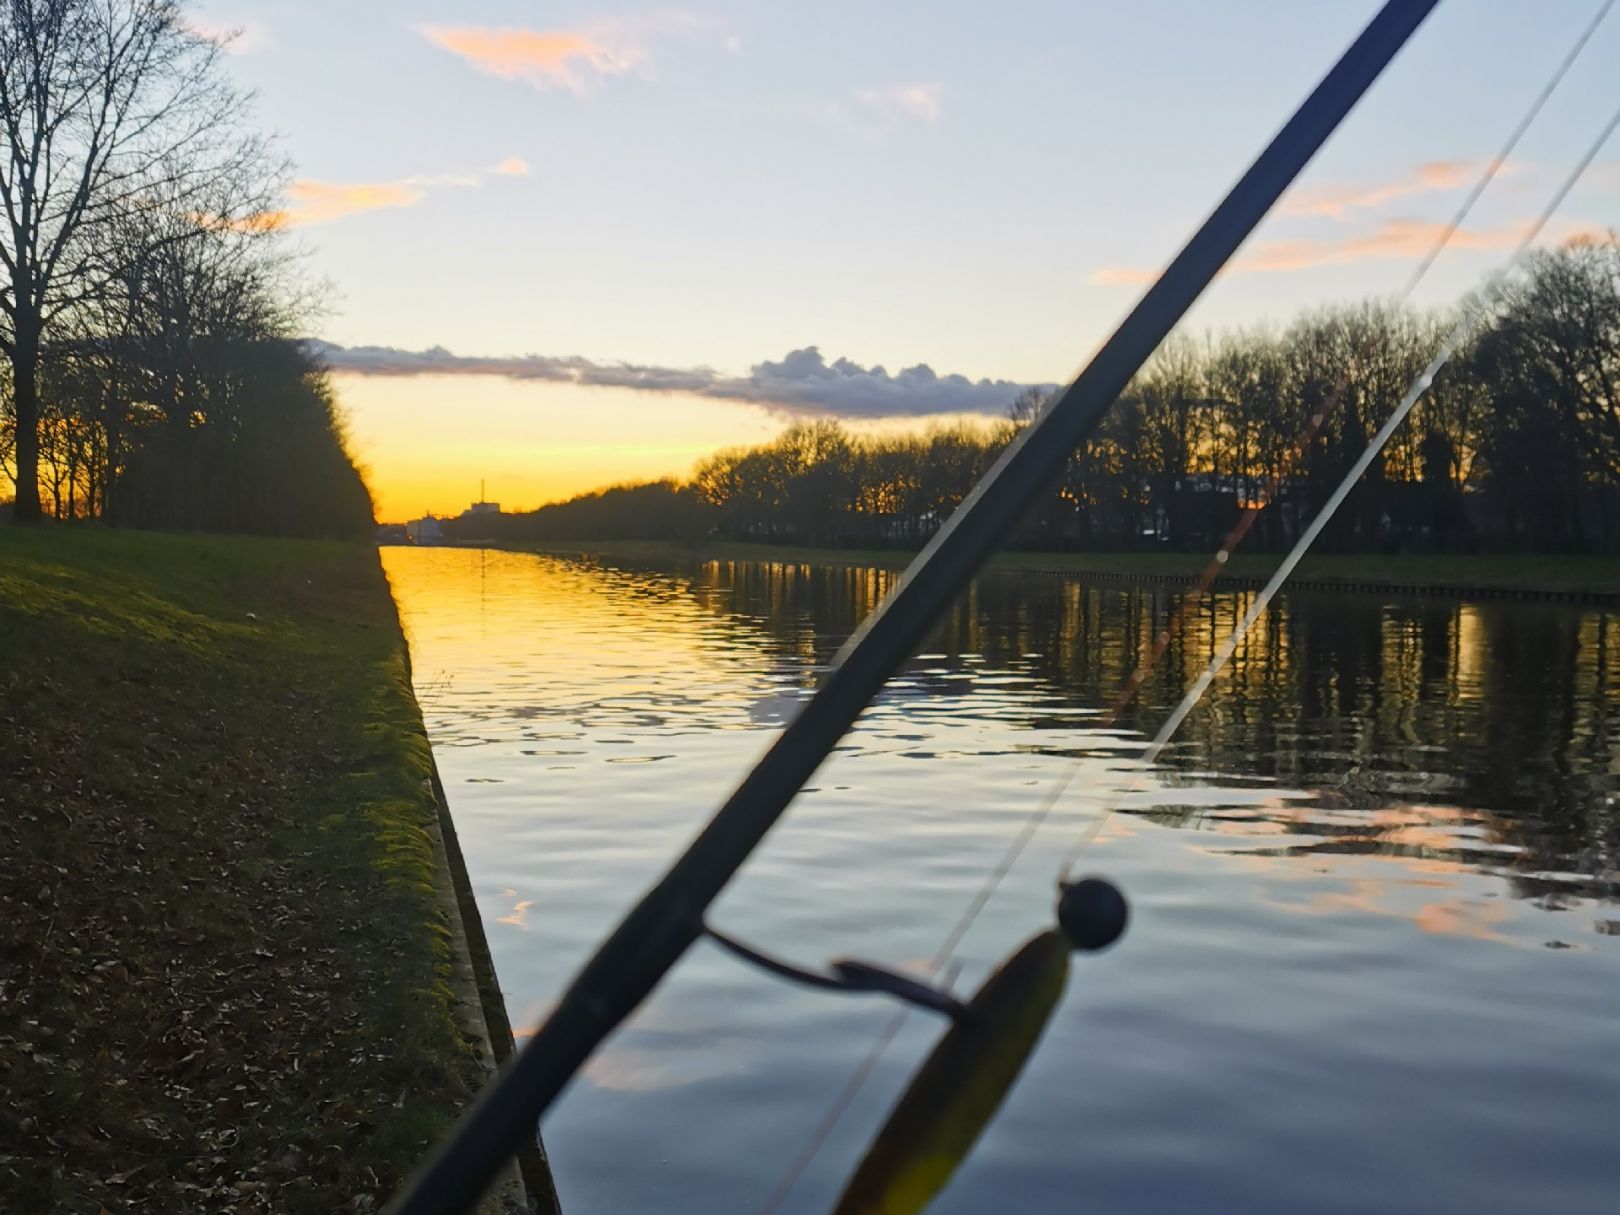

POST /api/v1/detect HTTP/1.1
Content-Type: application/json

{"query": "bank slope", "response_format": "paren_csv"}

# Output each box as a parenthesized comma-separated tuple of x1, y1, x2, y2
(0, 529, 514, 1213)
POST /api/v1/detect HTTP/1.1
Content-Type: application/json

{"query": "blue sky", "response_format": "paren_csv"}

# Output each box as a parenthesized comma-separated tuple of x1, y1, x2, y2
(190, 1, 1620, 516)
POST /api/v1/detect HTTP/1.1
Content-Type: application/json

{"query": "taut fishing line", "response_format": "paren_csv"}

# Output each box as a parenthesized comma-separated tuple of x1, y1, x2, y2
(392, 6, 1440, 1211)
(758, 4, 1616, 1209)
(1062, 89, 1620, 878)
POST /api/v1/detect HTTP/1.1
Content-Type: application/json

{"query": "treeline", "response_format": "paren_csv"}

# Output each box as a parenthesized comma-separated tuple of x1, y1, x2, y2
(457, 237, 1620, 557)
(694, 239, 1618, 555)
(0, 1, 372, 537)
(447, 479, 713, 545)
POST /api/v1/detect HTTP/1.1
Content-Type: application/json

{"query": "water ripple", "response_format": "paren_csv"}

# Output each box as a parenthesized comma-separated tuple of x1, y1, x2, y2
(386, 547, 1620, 1215)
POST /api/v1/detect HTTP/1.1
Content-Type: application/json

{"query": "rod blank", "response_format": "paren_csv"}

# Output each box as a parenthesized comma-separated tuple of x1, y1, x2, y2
(386, 4, 1440, 1211)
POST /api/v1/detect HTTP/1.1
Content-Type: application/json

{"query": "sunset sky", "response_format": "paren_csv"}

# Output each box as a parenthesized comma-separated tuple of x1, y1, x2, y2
(193, 1, 1619, 521)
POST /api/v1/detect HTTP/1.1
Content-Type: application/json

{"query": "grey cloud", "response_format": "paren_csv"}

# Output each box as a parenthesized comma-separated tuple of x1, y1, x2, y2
(309, 341, 1047, 420)
(305, 341, 715, 394)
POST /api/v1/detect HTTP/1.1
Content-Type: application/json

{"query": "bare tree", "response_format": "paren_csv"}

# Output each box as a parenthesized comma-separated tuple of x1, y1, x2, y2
(666, 247, 1620, 557)
(0, 0, 267, 521)
(1006, 387, 1050, 429)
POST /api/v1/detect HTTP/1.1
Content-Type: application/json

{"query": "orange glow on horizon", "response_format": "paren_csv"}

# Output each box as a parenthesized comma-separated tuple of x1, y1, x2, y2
(334, 373, 1002, 523)
(334, 373, 781, 522)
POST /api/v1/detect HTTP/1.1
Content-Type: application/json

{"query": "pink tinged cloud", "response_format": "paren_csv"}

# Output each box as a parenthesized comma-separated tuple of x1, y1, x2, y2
(855, 82, 945, 121)
(281, 179, 425, 226)
(1239, 219, 1530, 273)
(1086, 217, 1597, 285)
(1280, 159, 1484, 220)
(419, 26, 641, 93)
(277, 158, 529, 227)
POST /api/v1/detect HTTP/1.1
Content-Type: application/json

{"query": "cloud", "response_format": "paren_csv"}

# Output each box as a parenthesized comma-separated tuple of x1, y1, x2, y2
(181, 14, 272, 53)
(855, 82, 945, 122)
(1088, 265, 1159, 287)
(711, 346, 1029, 415)
(282, 180, 425, 226)
(1238, 219, 1528, 273)
(1281, 160, 1487, 220)
(280, 158, 529, 227)
(312, 341, 1048, 420)
(420, 25, 642, 93)
(419, 15, 732, 93)
(1089, 218, 1555, 285)
(313, 343, 717, 393)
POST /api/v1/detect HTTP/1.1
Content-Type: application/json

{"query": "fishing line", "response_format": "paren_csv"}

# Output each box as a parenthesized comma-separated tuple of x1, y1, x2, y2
(1063, 88, 1620, 879)
(397, 9, 1448, 1212)
(757, 6, 1615, 1207)
(1398, 0, 1614, 296)
(397, 8, 1447, 1213)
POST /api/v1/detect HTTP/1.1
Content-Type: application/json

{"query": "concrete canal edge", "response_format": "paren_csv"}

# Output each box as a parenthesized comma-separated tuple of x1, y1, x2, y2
(394, 615, 564, 1215)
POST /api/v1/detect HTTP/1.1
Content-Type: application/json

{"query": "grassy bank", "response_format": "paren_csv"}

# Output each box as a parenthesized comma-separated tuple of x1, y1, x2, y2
(498, 538, 1620, 596)
(0, 529, 481, 1212)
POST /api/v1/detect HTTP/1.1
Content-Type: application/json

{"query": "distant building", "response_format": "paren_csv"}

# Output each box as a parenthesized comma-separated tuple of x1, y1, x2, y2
(460, 480, 501, 519)
(406, 516, 444, 545)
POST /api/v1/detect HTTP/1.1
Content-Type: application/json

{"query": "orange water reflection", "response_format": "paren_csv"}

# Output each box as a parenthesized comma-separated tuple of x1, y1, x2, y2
(384, 547, 1620, 1212)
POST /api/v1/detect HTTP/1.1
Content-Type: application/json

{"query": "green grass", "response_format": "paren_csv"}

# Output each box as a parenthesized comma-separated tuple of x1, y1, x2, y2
(0, 527, 478, 1213)
(500, 538, 1620, 595)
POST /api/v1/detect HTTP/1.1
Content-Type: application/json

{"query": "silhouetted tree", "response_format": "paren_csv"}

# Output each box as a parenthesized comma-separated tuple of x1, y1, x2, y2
(1476, 237, 1620, 550)
(0, 3, 371, 537)
(0, 0, 271, 522)
(676, 239, 1620, 557)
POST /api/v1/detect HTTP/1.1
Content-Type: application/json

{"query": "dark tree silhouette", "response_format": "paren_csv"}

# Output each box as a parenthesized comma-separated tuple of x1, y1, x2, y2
(0, 0, 274, 523)
(565, 238, 1620, 557)
(0, 2, 372, 538)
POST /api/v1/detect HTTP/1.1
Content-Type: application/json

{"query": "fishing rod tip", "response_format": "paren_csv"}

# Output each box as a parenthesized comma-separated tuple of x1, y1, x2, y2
(1057, 877, 1128, 952)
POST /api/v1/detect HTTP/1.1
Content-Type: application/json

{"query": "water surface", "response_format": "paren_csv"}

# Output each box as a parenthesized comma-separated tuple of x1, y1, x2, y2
(384, 547, 1620, 1215)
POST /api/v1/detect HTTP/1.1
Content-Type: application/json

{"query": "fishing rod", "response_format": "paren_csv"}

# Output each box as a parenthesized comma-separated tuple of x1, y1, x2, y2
(754, 0, 1619, 1193)
(1113, 89, 1620, 799)
(765, 80, 1620, 1215)
(388, 3, 1439, 1211)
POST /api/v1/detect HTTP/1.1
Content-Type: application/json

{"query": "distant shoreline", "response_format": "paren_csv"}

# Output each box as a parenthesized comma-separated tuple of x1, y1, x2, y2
(474, 538, 1620, 602)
